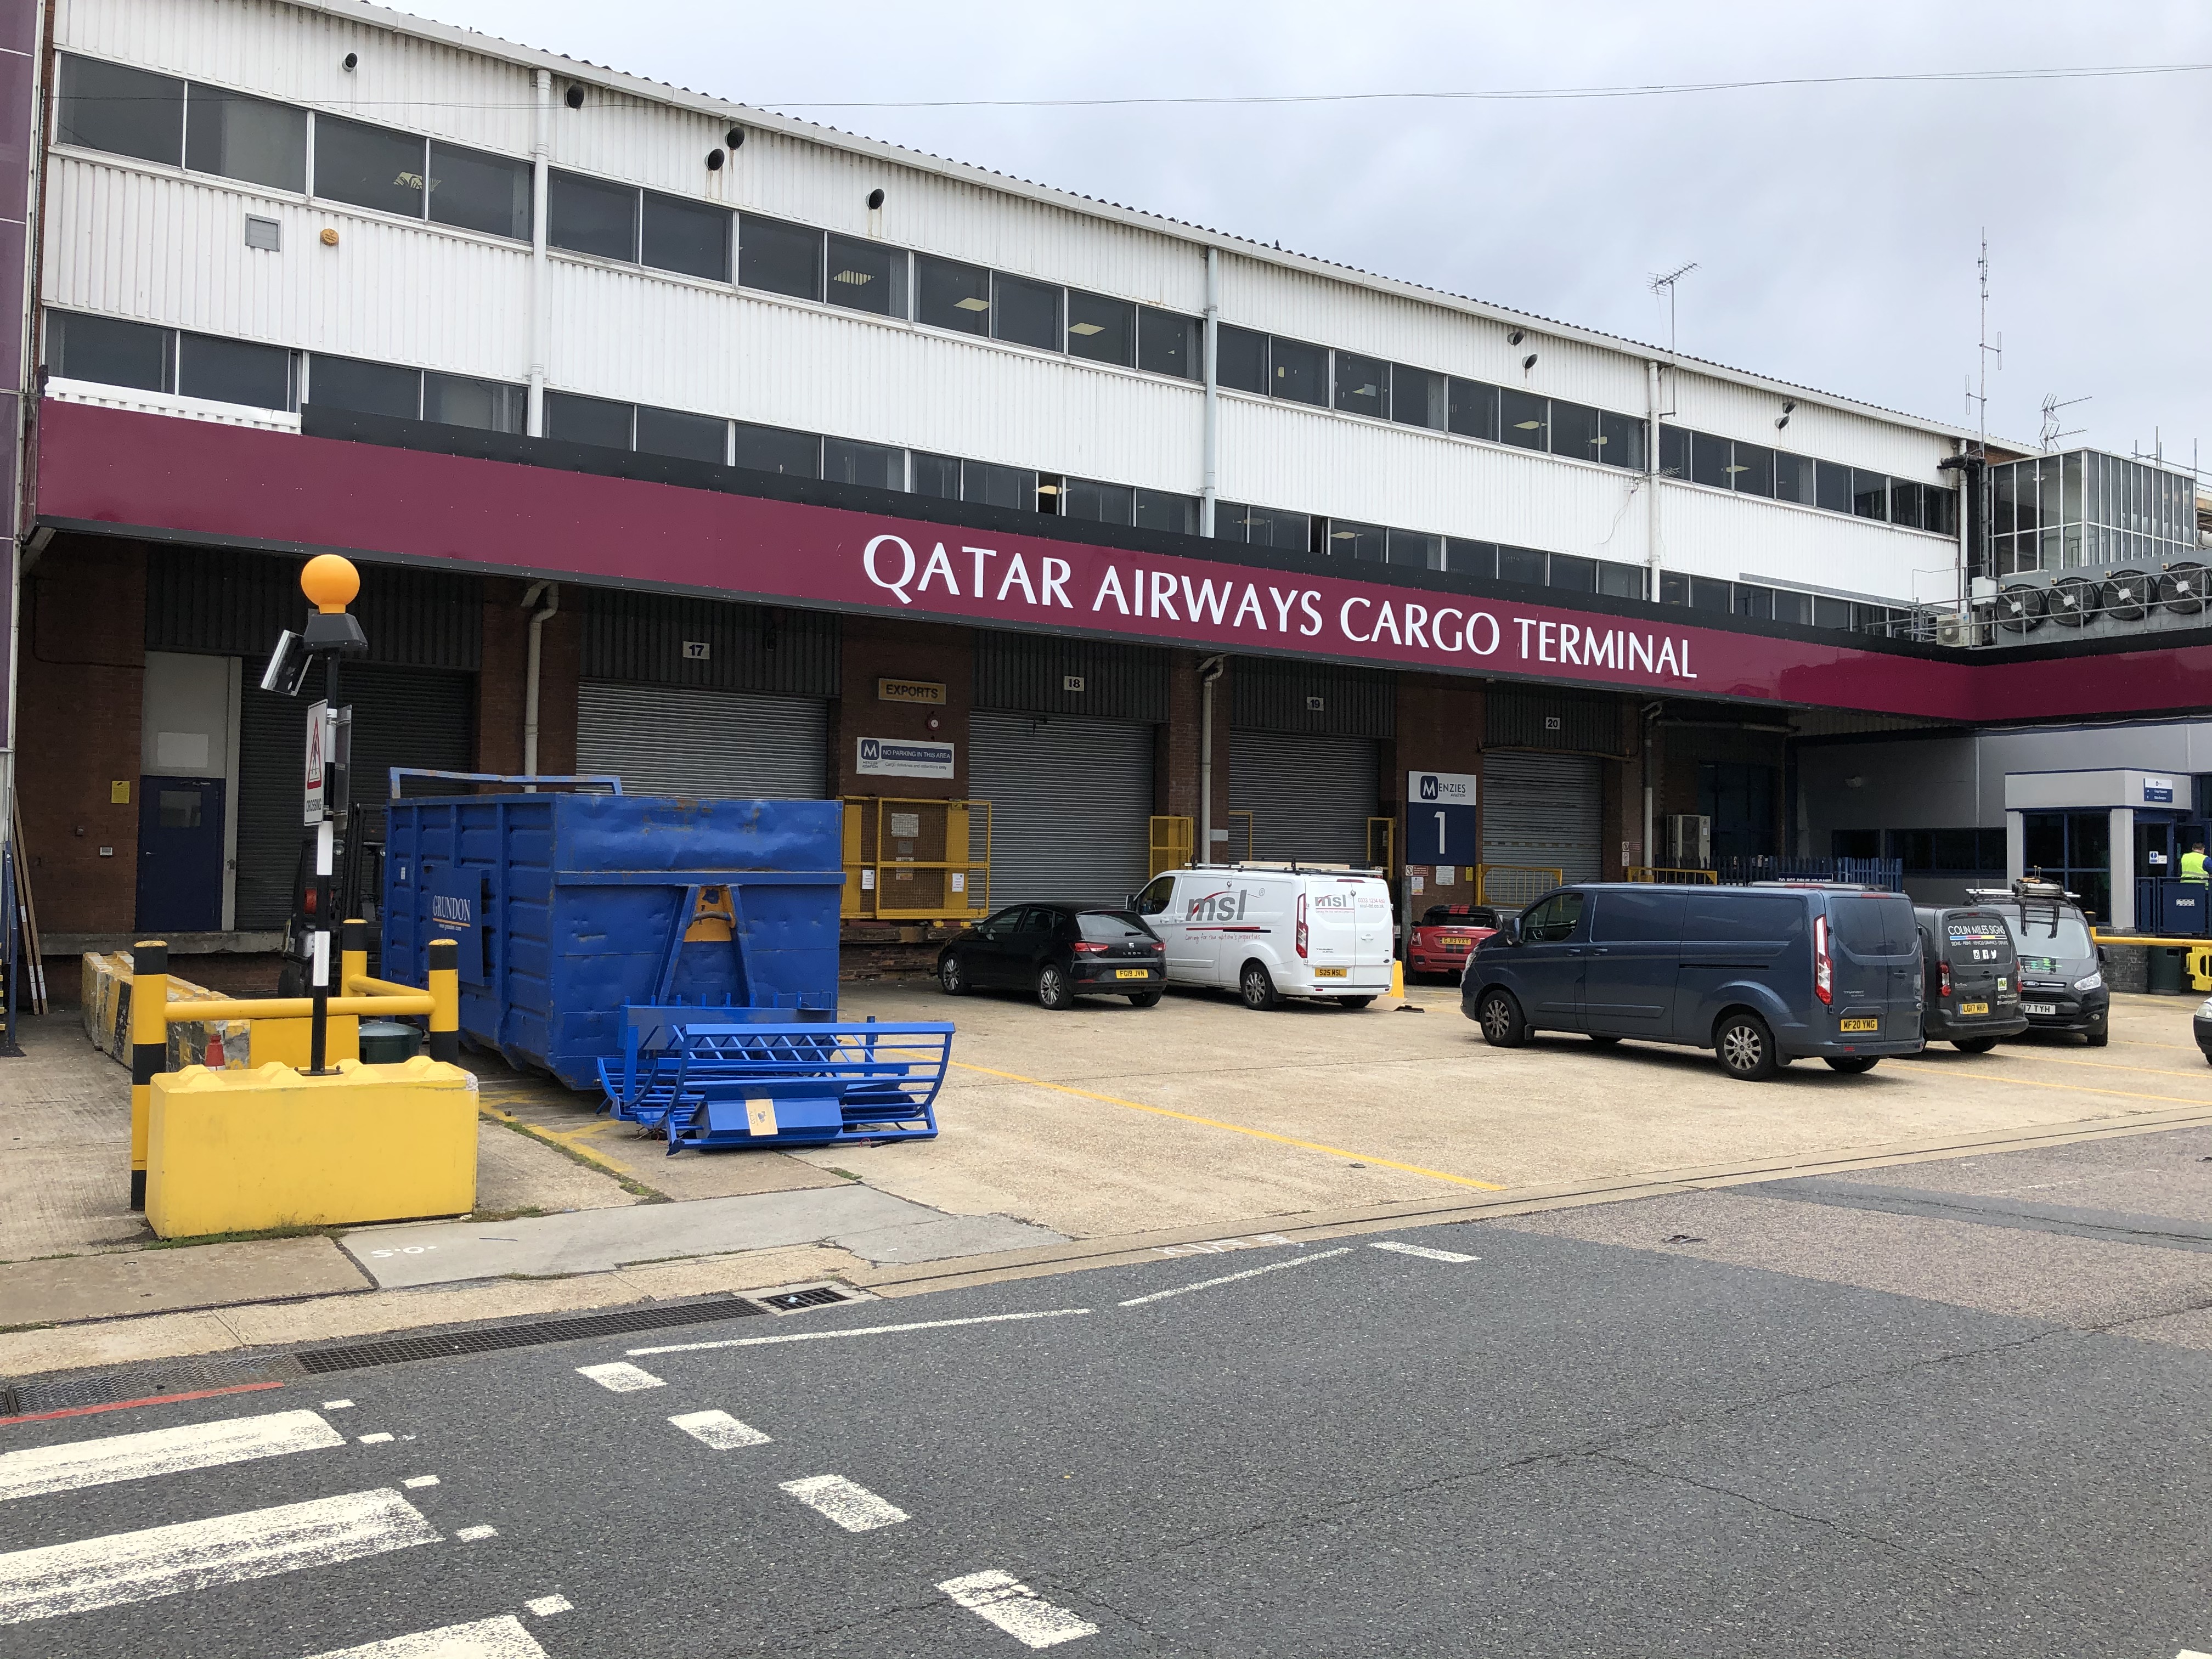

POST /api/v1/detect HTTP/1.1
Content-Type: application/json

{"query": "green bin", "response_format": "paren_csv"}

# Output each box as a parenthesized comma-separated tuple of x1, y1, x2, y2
(358, 1020, 425, 1064)
(2148, 947, 2188, 995)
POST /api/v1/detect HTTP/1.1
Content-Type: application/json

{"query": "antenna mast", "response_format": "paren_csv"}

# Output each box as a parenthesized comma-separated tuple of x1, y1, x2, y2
(2039, 393, 2088, 452)
(1649, 262, 1697, 358)
(1970, 231, 2001, 455)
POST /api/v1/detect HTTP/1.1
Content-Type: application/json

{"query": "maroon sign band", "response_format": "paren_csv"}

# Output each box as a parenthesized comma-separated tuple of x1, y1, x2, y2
(36, 399, 2210, 723)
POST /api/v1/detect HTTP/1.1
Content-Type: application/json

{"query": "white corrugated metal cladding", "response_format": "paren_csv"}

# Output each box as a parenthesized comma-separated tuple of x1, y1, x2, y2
(50, 0, 1973, 607)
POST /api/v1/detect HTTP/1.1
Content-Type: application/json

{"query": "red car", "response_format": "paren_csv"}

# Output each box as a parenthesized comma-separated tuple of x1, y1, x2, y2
(1407, 904, 1500, 981)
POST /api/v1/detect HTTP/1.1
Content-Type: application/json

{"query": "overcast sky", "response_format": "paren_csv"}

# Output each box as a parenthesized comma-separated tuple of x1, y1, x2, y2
(402, 0, 2212, 471)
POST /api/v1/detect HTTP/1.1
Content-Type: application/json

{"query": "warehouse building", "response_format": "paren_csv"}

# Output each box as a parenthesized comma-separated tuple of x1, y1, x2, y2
(7, 0, 2210, 958)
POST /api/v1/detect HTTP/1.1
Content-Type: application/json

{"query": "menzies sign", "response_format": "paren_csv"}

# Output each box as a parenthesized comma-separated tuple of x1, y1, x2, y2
(33, 400, 2212, 724)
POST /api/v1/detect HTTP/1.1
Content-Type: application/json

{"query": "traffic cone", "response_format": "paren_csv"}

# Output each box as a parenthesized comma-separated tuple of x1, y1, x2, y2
(204, 1029, 225, 1069)
(1390, 958, 1405, 999)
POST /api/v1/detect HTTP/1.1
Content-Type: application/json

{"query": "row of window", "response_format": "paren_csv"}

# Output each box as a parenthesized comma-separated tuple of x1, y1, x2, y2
(1829, 827, 2007, 873)
(61, 48, 1978, 527)
(1657, 425, 1957, 534)
(1214, 328, 1650, 471)
(48, 309, 1915, 636)
(1986, 449, 2202, 577)
(46, 308, 527, 430)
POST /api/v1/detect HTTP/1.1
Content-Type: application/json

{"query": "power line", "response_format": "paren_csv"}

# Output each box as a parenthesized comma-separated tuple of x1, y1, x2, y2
(755, 61, 2212, 111)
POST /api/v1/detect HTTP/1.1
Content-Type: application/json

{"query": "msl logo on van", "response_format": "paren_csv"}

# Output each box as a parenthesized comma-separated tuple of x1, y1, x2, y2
(1184, 889, 1250, 922)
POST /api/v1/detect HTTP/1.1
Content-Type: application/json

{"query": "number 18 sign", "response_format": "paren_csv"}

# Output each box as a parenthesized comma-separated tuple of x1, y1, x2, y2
(1407, 770, 1478, 863)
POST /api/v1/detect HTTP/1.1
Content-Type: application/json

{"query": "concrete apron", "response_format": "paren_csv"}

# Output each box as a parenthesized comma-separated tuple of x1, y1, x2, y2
(341, 1184, 1065, 1288)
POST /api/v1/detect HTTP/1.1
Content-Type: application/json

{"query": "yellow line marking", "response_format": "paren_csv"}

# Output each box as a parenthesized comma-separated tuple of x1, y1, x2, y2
(951, 1060, 1505, 1190)
(1937, 1066, 2212, 1110)
(1985, 1052, 2212, 1085)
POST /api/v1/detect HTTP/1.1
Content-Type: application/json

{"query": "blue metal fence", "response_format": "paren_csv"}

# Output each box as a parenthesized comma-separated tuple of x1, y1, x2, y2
(1716, 856, 1905, 893)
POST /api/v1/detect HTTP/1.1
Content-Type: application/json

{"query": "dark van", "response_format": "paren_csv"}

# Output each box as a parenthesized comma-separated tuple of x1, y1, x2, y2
(1912, 906, 2028, 1052)
(1966, 882, 2109, 1046)
(1462, 882, 1924, 1080)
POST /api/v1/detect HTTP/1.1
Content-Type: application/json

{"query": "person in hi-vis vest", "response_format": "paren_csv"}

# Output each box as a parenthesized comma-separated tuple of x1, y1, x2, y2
(2183, 841, 2209, 885)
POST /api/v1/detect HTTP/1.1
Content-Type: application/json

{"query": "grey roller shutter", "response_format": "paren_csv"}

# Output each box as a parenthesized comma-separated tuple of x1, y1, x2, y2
(235, 664, 476, 929)
(1481, 750, 1603, 888)
(967, 710, 1154, 908)
(1228, 730, 1379, 865)
(577, 682, 827, 798)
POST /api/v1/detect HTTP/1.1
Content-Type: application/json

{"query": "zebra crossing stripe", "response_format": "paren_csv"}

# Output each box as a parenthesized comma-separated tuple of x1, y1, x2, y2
(0, 1410, 345, 1504)
(300, 1613, 550, 1657)
(0, 1488, 438, 1624)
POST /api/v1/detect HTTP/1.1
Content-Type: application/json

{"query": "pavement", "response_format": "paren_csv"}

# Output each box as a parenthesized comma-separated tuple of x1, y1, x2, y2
(5, 978, 2211, 1386)
(9, 1158, 2212, 1657)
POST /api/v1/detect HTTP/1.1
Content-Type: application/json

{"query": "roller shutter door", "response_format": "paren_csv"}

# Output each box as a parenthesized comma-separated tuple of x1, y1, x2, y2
(1228, 730, 1379, 865)
(235, 664, 475, 930)
(968, 710, 1153, 907)
(1481, 750, 1603, 887)
(577, 682, 827, 799)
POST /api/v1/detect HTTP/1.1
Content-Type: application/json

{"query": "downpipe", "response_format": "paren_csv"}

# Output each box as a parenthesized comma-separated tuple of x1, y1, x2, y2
(1198, 654, 1226, 861)
(522, 581, 559, 785)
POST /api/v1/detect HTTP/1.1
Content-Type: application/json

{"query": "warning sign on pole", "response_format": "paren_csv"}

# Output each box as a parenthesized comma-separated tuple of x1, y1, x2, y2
(304, 698, 327, 825)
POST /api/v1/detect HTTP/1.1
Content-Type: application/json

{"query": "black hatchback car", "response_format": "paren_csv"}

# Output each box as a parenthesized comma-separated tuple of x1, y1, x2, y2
(938, 905, 1165, 1009)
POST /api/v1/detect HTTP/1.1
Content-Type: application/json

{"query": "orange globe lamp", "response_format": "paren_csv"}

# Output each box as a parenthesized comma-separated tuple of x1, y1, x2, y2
(301, 554, 360, 614)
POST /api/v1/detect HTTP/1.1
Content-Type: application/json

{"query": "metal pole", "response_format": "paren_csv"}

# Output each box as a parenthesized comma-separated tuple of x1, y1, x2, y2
(308, 654, 338, 1074)
(1200, 247, 1220, 538)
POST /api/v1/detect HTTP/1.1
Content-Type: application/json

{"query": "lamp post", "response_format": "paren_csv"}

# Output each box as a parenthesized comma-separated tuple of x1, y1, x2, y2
(295, 555, 368, 1075)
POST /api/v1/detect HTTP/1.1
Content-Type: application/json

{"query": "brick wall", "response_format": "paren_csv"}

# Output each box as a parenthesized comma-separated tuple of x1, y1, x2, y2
(830, 617, 972, 798)
(475, 578, 579, 778)
(1390, 673, 1486, 885)
(19, 537, 146, 933)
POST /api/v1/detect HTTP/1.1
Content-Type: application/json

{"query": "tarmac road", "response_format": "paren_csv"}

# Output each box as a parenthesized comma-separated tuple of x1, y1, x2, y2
(9, 1126, 2212, 1658)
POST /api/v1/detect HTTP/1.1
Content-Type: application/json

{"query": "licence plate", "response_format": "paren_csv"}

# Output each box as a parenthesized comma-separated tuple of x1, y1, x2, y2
(1442, 936, 1471, 947)
(2022, 1002, 2057, 1016)
(1959, 1002, 1989, 1016)
(1114, 968, 1149, 980)
(1839, 1017, 1879, 1032)
(1313, 967, 1349, 979)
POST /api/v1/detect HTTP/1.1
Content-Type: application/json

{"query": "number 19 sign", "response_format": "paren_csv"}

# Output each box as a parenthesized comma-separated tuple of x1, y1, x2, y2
(1407, 770, 1478, 864)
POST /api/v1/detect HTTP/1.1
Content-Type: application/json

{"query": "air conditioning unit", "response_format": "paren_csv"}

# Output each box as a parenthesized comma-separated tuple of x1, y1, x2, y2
(1662, 814, 1709, 868)
(1937, 613, 1966, 647)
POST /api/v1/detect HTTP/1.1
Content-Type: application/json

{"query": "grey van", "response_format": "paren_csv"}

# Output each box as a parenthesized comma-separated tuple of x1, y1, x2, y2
(1462, 882, 1925, 1080)
(1966, 883, 2109, 1046)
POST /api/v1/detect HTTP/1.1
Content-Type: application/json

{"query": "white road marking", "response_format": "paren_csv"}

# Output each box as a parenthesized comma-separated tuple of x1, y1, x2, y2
(1156, 1232, 1295, 1258)
(1368, 1239, 1480, 1263)
(939, 1569, 1098, 1648)
(668, 1410, 771, 1449)
(1118, 1246, 1353, 1308)
(779, 1475, 909, 1532)
(402, 1476, 439, 1489)
(300, 1614, 550, 1658)
(0, 1487, 437, 1624)
(0, 1409, 344, 1504)
(321, 1400, 356, 1410)
(524, 1595, 571, 1617)
(629, 1308, 1090, 1357)
(454, 1525, 499, 1542)
(357, 1433, 394, 1445)
(575, 1362, 664, 1392)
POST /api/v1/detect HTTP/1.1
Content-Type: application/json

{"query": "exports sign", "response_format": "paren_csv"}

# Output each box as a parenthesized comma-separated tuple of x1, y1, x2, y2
(856, 737, 955, 780)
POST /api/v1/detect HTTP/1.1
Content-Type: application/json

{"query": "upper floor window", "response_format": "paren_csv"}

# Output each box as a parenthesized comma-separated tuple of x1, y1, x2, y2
(58, 53, 307, 193)
(315, 114, 528, 241)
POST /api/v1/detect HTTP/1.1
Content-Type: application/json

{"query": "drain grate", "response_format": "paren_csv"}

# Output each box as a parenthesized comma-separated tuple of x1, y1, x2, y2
(295, 1295, 768, 1372)
(760, 1286, 851, 1312)
(2, 1295, 771, 1419)
(3, 1353, 307, 1419)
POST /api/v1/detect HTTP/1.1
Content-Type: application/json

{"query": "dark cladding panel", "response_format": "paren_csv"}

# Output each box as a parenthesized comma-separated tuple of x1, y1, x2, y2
(1484, 684, 1627, 755)
(578, 586, 837, 698)
(1230, 654, 1394, 738)
(144, 545, 481, 669)
(972, 629, 1167, 722)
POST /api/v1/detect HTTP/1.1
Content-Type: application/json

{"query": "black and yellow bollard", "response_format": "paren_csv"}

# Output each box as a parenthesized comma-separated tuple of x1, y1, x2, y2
(341, 918, 369, 997)
(427, 937, 459, 1063)
(128, 940, 168, 1210)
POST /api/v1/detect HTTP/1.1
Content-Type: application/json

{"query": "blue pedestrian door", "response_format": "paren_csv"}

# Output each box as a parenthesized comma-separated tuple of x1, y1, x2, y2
(137, 776, 226, 933)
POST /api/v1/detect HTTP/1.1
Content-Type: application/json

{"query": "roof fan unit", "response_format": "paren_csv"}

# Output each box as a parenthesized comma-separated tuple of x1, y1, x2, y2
(2048, 575, 2097, 627)
(2158, 561, 2207, 616)
(1995, 583, 2045, 633)
(2100, 569, 2148, 623)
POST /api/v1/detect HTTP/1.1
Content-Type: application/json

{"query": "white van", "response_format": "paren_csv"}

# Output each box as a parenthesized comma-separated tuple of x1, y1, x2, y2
(1131, 865, 1395, 1009)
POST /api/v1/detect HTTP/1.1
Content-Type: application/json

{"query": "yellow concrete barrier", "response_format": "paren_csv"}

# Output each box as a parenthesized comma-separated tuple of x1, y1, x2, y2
(145, 1056, 478, 1239)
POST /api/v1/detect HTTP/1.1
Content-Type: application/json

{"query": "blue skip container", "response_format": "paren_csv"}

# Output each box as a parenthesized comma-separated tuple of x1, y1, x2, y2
(381, 792, 844, 1089)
